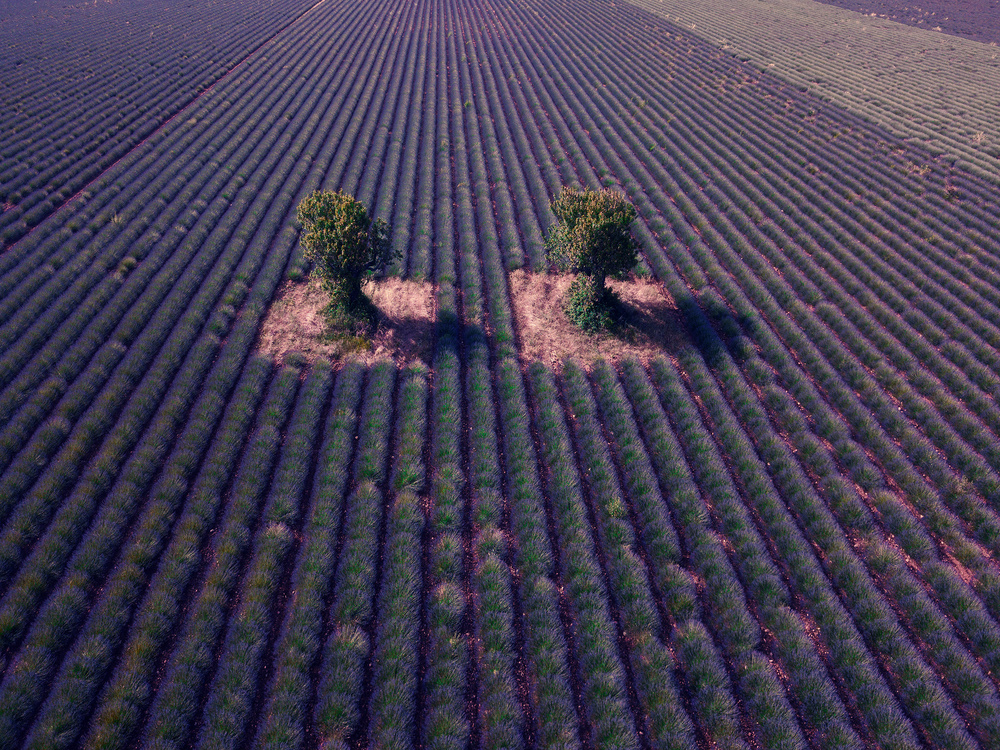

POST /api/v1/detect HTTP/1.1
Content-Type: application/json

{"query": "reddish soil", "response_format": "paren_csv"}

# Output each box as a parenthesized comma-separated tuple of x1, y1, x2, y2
(257, 276, 436, 366)
(508, 270, 686, 368)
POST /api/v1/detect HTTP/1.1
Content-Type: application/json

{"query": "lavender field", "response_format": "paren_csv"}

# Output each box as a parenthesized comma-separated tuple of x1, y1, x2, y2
(2, 0, 1000, 748)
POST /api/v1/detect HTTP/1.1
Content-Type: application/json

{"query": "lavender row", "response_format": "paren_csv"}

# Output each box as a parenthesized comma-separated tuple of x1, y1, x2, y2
(0, 352, 272, 749)
(249, 362, 365, 750)
(494, 359, 581, 749)
(364, 365, 428, 750)
(0, 0, 320, 245)
(136, 364, 301, 750)
(556, 361, 702, 749)
(0, 0, 382, 662)
(189, 363, 333, 750)
(465, 335, 525, 745)
(586, 360, 812, 749)
(528, 362, 645, 750)
(314, 361, 397, 745)
(617, 357, 861, 750)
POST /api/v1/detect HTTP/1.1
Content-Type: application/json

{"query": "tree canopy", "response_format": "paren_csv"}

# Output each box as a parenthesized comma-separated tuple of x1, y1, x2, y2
(545, 186, 638, 329)
(546, 187, 637, 282)
(296, 190, 392, 318)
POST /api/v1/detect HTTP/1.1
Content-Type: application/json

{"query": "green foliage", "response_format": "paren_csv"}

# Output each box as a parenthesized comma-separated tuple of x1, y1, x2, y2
(546, 186, 637, 280)
(545, 187, 637, 330)
(296, 190, 393, 320)
(564, 274, 616, 331)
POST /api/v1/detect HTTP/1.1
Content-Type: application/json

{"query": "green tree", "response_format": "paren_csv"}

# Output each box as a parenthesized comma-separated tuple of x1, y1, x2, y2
(296, 190, 392, 321)
(545, 186, 638, 330)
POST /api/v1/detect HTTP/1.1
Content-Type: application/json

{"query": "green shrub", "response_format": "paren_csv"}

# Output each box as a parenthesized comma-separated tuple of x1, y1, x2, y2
(564, 273, 617, 331)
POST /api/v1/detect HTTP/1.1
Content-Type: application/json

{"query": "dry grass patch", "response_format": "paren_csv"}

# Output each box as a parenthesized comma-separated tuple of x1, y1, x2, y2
(257, 276, 435, 366)
(508, 269, 685, 368)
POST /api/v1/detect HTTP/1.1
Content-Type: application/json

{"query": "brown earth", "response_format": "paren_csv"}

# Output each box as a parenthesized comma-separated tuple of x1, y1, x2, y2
(260, 271, 682, 368)
(508, 269, 685, 368)
(257, 276, 436, 366)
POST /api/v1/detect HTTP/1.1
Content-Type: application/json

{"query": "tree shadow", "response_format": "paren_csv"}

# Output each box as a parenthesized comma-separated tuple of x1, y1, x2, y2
(508, 270, 702, 367)
(370, 308, 437, 364)
(257, 276, 437, 366)
(604, 288, 689, 355)
(675, 290, 755, 369)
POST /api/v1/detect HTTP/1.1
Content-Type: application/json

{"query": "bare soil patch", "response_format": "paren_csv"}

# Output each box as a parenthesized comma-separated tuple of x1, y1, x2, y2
(257, 276, 435, 366)
(508, 270, 685, 368)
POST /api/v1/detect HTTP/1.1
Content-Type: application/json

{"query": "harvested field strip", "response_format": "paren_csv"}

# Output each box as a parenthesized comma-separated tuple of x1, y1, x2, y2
(625, 0, 1000, 180)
